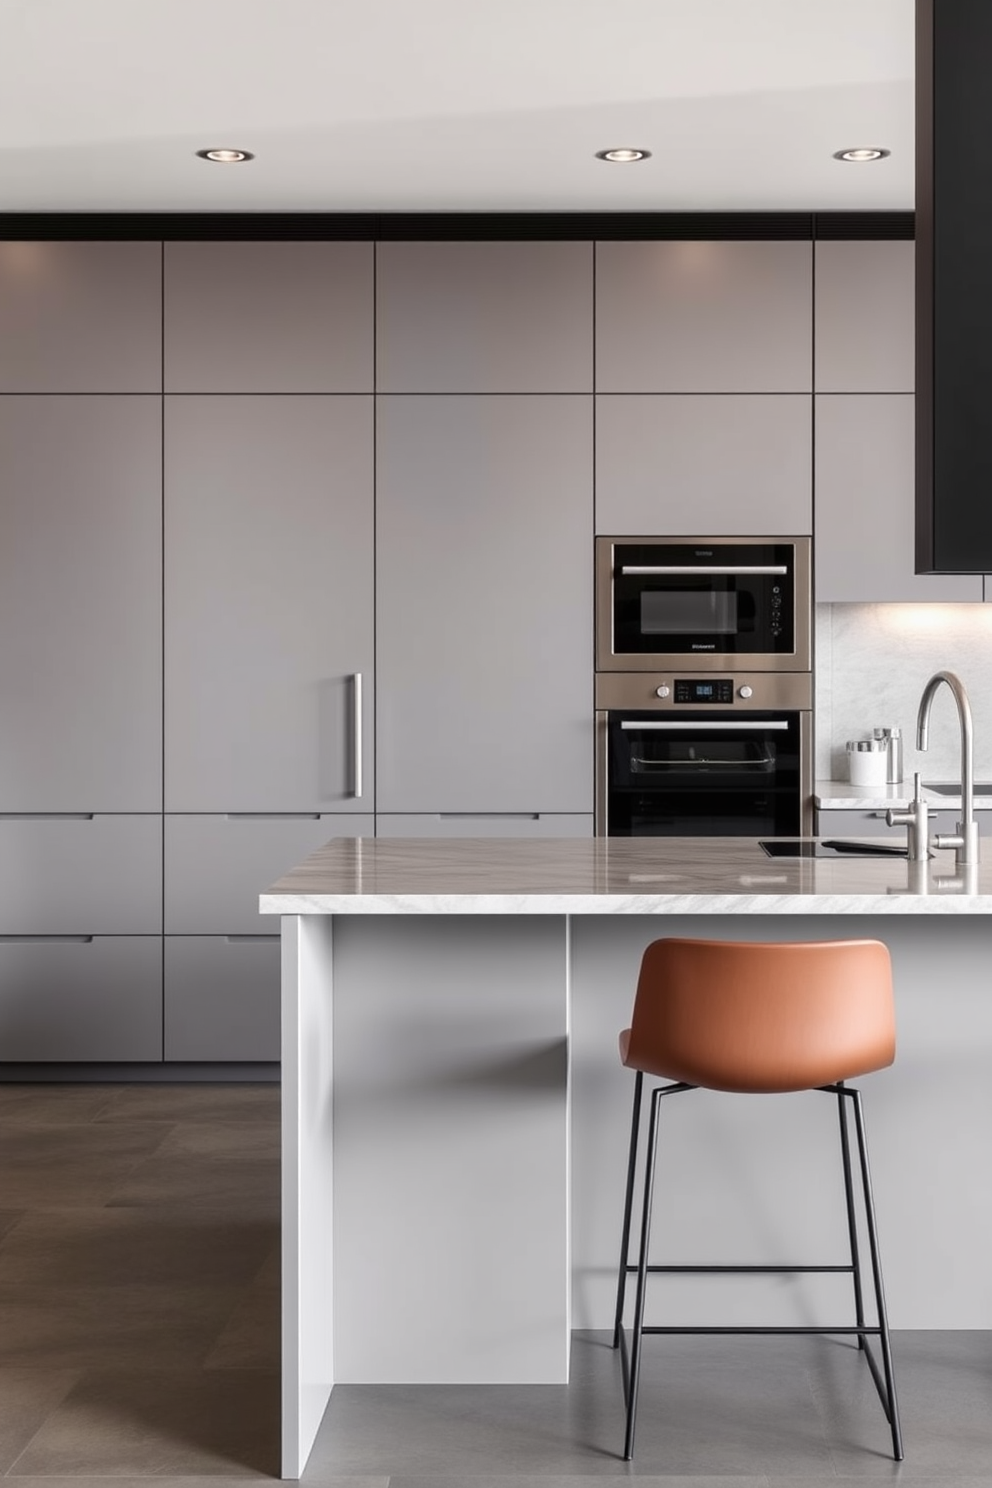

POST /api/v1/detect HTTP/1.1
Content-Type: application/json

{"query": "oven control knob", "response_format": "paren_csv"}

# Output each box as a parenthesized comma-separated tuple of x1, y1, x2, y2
(739, 685, 753, 699)
(655, 685, 670, 699)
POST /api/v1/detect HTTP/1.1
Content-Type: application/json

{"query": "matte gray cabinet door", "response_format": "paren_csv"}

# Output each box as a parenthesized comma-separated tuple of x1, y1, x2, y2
(377, 396, 593, 813)
(165, 241, 373, 392)
(815, 396, 982, 602)
(165, 396, 374, 811)
(0, 937, 162, 1062)
(0, 397, 163, 811)
(596, 240, 812, 392)
(165, 813, 373, 934)
(165, 937, 280, 1062)
(815, 241, 914, 392)
(375, 814, 593, 839)
(596, 395, 811, 535)
(376, 241, 593, 392)
(0, 816, 161, 934)
(0, 240, 161, 392)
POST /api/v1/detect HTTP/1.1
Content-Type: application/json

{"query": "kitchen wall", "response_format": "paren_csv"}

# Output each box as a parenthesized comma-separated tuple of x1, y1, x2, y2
(815, 601, 992, 781)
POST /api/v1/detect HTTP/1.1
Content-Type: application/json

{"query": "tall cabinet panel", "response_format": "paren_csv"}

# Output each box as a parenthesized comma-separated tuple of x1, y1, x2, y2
(164, 395, 374, 811)
(0, 397, 163, 812)
(376, 395, 593, 814)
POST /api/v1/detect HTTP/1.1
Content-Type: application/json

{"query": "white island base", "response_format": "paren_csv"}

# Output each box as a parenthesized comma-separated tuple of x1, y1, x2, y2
(263, 838, 992, 1478)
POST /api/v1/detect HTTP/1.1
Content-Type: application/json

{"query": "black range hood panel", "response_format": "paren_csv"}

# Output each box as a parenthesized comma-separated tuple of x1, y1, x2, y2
(916, 0, 992, 573)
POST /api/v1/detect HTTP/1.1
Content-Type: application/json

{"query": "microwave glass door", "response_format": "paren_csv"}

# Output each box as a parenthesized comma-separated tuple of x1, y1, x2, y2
(611, 542, 796, 659)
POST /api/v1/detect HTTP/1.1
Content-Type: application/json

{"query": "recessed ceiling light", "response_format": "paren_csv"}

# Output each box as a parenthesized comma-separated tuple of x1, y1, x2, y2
(832, 147, 891, 163)
(595, 148, 652, 163)
(195, 148, 255, 164)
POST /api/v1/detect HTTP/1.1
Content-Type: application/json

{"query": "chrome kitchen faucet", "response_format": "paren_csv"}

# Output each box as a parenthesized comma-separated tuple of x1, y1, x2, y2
(886, 670, 979, 866)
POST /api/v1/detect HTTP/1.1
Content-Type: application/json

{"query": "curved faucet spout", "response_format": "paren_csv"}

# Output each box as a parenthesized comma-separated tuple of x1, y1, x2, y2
(916, 670, 977, 865)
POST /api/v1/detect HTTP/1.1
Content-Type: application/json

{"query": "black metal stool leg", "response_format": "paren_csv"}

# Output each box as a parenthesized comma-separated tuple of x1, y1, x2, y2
(623, 1084, 663, 1462)
(836, 1082, 867, 1350)
(613, 1070, 643, 1350)
(851, 1087, 904, 1462)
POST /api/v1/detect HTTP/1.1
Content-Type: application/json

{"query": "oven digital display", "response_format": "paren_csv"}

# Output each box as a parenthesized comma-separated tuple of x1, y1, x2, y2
(674, 679, 734, 704)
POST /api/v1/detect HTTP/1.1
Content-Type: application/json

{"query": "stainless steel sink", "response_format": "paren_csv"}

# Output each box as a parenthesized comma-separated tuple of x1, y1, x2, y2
(924, 781, 992, 795)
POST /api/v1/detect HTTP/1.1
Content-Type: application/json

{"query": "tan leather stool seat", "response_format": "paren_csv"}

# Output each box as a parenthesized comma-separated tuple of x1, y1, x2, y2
(619, 937, 895, 1094)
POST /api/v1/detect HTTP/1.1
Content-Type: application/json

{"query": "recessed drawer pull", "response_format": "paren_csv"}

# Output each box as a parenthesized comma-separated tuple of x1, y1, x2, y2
(224, 813, 321, 821)
(0, 934, 94, 944)
(0, 813, 95, 821)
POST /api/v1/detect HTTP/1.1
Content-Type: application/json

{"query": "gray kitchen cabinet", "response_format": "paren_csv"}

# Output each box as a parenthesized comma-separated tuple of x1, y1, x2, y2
(0, 240, 161, 393)
(375, 814, 593, 839)
(815, 396, 982, 602)
(376, 241, 593, 392)
(595, 239, 812, 392)
(0, 396, 163, 811)
(814, 240, 914, 393)
(164, 937, 280, 1063)
(165, 813, 373, 933)
(595, 394, 811, 534)
(376, 395, 592, 813)
(164, 395, 374, 811)
(164, 241, 373, 392)
(0, 938, 162, 1062)
(0, 816, 161, 934)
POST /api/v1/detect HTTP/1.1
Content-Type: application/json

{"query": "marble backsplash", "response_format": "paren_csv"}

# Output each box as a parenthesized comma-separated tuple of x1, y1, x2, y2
(814, 602, 992, 782)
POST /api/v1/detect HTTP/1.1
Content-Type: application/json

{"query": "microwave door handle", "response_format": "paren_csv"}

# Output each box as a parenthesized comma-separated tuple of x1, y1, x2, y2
(619, 720, 790, 731)
(619, 565, 789, 576)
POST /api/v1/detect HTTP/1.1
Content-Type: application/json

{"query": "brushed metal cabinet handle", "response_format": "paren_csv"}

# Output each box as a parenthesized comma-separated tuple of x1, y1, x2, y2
(620, 565, 788, 576)
(620, 720, 790, 732)
(353, 672, 363, 799)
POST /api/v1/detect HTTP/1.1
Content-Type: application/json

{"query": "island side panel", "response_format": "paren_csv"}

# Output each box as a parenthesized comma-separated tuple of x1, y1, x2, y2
(331, 913, 570, 1382)
(570, 913, 992, 1331)
(281, 913, 335, 1479)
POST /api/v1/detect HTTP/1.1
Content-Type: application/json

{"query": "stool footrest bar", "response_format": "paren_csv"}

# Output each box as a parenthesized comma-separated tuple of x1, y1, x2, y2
(625, 1263, 854, 1274)
(640, 1324, 879, 1335)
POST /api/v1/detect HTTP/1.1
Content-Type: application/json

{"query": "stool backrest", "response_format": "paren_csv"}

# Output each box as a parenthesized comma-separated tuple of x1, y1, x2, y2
(626, 937, 895, 1093)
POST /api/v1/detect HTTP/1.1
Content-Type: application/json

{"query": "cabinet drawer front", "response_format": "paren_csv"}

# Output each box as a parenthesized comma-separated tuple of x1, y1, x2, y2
(815, 807, 966, 837)
(165, 936, 280, 1063)
(0, 937, 162, 1062)
(0, 816, 161, 934)
(375, 814, 593, 840)
(165, 814, 373, 934)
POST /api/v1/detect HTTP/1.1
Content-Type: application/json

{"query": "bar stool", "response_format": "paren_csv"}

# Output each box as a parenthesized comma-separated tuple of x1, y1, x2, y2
(613, 936, 902, 1462)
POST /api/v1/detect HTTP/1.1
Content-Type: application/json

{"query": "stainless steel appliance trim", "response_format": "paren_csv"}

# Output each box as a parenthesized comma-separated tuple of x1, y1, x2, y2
(595, 710, 609, 837)
(620, 565, 789, 576)
(596, 535, 812, 674)
(619, 719, 790, 731)
(595, 671, 813, 711)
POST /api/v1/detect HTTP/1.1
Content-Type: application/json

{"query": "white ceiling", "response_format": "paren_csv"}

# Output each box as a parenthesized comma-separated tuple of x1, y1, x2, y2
(0, 0, 914, 213)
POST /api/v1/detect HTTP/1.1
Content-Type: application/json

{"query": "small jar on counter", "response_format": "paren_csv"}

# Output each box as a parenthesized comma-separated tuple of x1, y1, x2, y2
(846, 737, 889, 787)
(873, 726, 903, 785)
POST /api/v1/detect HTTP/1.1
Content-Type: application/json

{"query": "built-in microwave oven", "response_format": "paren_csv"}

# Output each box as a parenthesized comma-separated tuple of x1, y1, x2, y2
(596, 536, 811, 673)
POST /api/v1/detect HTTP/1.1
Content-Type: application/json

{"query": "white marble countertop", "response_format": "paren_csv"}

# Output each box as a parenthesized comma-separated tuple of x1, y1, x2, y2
(814, 778, 992, 810)
(259, 836, 992, 915)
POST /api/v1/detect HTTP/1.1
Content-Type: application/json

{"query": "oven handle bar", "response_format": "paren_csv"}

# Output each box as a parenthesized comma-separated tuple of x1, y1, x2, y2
(620, 720, 790, 731)
(620, 565, 788, 576)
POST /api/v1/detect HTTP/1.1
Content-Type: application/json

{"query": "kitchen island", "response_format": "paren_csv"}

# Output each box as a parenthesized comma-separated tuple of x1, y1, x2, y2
(261, 837, 992, 1477)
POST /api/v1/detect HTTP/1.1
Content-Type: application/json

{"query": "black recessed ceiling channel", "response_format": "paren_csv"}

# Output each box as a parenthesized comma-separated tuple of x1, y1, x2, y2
(916, 0, 992, 572)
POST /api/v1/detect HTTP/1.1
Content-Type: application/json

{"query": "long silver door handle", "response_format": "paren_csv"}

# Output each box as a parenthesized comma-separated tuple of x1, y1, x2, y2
(353, 672, 363, 799)
(620, 720, 790, 731)
(620, 565, 788, 576)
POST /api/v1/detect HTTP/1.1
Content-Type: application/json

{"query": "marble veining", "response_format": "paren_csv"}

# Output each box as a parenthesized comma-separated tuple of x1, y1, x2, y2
(259, 836, 992, 914)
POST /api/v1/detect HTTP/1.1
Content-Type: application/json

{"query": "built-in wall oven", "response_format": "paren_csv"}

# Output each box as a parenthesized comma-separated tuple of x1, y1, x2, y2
(595, 672, 813, 838)
(596, 536, 811, 673)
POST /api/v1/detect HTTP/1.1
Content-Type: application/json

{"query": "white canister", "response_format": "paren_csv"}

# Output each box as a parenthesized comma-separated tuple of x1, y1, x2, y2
(846, 738, 889, 787)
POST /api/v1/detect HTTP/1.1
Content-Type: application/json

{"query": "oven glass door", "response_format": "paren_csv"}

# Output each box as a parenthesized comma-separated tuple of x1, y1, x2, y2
(606, 710, 802, 836)
(611, 542, 796, 659)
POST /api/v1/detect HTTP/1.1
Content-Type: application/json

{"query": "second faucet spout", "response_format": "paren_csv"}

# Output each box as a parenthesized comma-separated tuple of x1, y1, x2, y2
(916, 670, 978, 866)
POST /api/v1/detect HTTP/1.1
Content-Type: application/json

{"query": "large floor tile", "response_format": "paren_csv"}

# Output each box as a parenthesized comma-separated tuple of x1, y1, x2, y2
(7, 1369, 280, 1477)
(0, 1087, 120, 1125)
(0, 1208, 277, 1289)
(152, 1118, 282, 1160)
(0, 1123, 172, 1209)
(0, 1283, 244, 1369)
(204, 1243, 280, 1371)
(105, 1150, 280, 1216)
(97, 1084, 280, 1126)
(0, 1371, 79, 1474)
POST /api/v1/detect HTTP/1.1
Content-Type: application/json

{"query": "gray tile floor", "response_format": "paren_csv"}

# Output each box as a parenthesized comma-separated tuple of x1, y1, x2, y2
(0, 1085, 990, 1486)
